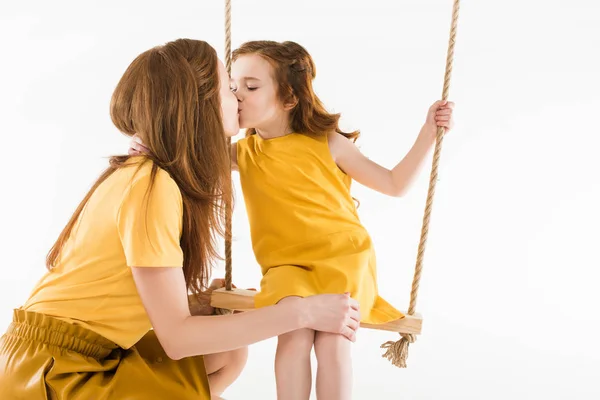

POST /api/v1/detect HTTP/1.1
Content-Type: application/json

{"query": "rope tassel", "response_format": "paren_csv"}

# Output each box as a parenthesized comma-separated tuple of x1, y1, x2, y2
(381, 334, 416, 368)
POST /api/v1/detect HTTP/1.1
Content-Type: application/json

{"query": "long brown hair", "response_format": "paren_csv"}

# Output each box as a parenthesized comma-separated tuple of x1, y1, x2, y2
(46, 39, 231, 296)
(233, 40, 360, 141)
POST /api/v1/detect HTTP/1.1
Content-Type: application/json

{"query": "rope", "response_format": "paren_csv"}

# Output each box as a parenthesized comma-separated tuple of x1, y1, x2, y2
(382, 0, 461, 368)
(214, 0, 234, 316)
(224, 0, 233, 292)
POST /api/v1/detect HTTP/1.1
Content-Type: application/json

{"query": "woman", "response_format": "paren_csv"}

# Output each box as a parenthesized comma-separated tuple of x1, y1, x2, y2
(0, 38, 360, 400)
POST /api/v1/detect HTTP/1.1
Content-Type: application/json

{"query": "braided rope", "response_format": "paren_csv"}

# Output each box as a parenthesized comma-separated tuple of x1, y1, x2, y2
(382, 0, 461, 368)
(214, 0, 234, 316)
(224, 0, 233, 292)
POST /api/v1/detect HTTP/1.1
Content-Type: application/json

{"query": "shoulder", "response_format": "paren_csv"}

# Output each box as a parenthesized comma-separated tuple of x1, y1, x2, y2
(235, 135, 254, 155)
(327, 131, 357, 162)
(235, 135, 260, 166)
(327, 131, 348, 145)
(237, 135, 253, 146)
(123, 158, 182, 205)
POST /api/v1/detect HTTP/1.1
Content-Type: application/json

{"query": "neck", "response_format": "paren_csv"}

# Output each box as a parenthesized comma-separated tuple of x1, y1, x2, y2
(255, 114, 292, 139)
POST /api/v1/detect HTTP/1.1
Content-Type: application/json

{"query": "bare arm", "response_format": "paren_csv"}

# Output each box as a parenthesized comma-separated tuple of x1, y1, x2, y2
(330, 100, 454, 197)
(329, 127, 435, 197)
(131, 267, 358, 360)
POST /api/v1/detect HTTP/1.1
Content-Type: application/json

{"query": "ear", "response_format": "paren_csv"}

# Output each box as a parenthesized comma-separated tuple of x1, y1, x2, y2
(283, 95, 298, 111)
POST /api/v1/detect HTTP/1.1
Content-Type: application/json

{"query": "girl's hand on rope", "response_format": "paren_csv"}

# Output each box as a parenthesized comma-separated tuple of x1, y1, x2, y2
(424, 100, 455, 139)
(128, 134, 150, 156)
(301, 293, 360, 342)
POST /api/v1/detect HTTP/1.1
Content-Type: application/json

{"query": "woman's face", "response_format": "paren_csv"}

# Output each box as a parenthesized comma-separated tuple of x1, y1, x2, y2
(218, 60, 240, 137)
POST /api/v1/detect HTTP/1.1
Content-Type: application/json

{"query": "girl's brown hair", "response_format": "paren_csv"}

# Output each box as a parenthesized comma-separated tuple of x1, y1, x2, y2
(46, 39, 231, 296)
(233, 40, 359, 141)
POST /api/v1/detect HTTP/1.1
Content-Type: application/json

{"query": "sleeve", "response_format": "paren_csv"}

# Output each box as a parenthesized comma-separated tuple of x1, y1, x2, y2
(117, 170, 184, 267)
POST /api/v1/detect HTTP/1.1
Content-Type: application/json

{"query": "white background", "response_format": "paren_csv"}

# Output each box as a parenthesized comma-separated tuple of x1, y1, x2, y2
(1, 0, 599, 399)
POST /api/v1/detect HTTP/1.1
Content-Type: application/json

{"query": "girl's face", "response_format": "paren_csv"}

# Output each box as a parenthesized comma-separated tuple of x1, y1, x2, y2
(218, 60, 240, 137)
(230, 54, 288, 131)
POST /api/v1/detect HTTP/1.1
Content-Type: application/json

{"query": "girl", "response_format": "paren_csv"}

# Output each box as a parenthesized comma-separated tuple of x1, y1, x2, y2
(0, 38, 360, 400)
(229, 40, 455, 400)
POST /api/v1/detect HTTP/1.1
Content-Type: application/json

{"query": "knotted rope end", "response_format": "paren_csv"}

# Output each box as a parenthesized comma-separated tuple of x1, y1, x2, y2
(381, 333, 416, 368)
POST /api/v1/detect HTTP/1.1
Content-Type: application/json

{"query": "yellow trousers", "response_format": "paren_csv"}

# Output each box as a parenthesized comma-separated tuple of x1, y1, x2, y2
(0, 309, 211, 399)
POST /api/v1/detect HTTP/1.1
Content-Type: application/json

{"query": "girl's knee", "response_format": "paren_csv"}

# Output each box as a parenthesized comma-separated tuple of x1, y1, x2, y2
(276, 298, 315, 356)
(314, 332, 351, 359)
(277, 328, 315, 355)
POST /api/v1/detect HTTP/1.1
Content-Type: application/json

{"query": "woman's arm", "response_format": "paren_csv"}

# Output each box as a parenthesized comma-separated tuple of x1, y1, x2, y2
(132, 267, 359, 360)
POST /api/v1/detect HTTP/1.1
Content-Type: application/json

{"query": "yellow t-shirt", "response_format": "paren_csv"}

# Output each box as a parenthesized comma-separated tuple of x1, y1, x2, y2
(22, 157, 183, 349)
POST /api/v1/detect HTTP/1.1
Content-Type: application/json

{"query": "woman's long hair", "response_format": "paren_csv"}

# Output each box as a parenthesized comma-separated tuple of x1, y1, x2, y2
(46, 39, 231, 296)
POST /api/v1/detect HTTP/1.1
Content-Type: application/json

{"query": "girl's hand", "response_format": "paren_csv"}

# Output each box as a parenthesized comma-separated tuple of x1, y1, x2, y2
(128, 134, 150, 156)
(424, 100, 455, 137)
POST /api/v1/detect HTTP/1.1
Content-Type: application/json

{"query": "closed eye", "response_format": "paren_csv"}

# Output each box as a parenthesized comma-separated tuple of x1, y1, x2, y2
(230, 86, 258, 93)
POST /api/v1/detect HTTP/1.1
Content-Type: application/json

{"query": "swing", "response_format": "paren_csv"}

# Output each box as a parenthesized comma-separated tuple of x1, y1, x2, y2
(209, 0, 461, 368)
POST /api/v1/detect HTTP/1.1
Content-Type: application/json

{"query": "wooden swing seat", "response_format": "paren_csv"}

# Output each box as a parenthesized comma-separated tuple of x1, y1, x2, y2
(210, 287, 423, 335)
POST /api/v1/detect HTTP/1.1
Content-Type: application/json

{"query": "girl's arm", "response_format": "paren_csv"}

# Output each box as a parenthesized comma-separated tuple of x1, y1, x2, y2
(131, 266, 359, 360)
(330, 100, 454, 197)
(329, 125, 434, 197)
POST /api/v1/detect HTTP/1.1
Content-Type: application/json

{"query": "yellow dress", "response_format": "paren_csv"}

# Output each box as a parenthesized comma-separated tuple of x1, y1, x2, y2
(237, 133, 404, 324)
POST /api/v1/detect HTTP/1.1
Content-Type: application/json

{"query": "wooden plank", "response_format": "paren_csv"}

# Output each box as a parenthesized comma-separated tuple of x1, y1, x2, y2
(210, 288, 422, 334)
(211, 288, 257, 311)
(360, 315, 422, 335)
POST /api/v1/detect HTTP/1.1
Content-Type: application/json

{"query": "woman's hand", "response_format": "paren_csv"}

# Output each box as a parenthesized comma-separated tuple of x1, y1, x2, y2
(298, 293, 361, 342)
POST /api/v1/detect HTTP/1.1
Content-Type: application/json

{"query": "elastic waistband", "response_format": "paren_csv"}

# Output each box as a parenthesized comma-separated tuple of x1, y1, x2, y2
(6, 309, 118, 359)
